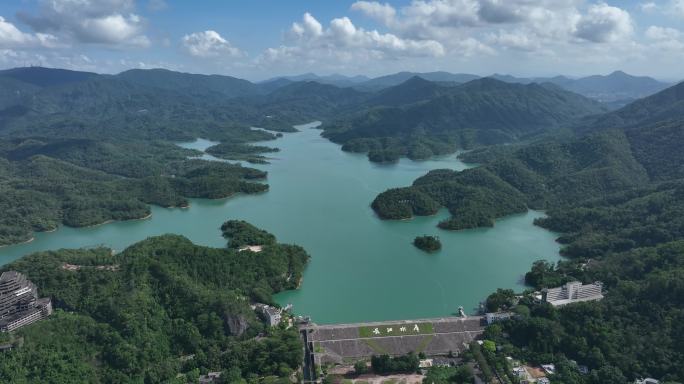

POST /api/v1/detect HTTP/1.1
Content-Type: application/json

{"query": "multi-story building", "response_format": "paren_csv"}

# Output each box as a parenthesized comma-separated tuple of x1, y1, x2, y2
(254, 303, 282, 327)
(542, 281, 603, 307)
(0, 271, 52, 332)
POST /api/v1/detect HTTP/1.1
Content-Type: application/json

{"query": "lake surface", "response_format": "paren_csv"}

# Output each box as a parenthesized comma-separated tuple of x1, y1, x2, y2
(0, 122, 561, 324)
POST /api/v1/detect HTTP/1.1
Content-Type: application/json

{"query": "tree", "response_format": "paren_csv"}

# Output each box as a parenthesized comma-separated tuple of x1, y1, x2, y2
(485, 288, 516, 312)
(589, 366, 626, 384)
(354, 361, 369, 375)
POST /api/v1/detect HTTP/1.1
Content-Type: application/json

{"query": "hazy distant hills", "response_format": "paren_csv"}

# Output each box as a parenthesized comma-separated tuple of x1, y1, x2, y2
(273, 69, 671, 108)
(355, 71, 480, 90)
(386, 71, 670, 107)
(1, 66, 671, 110)
(493, 70, 672, 106)
(587, 79, 684, 129)
(116, 68, 262, 98)
(260, 72, 370, 88)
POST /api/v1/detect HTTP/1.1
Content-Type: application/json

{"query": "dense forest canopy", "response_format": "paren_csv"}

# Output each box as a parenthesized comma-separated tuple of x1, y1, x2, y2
(0, 223, 309, 383)
(413, 235, 442, 252)
(369, 81, 684, 228)
(322, 77, 606, 162)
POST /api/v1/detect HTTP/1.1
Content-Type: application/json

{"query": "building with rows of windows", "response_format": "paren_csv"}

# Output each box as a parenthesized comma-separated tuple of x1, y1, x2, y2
(0, 271, 52, 332)
(542, 281, 603, 307)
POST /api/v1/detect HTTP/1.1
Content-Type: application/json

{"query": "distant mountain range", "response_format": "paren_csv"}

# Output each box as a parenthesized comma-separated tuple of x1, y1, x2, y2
(354, 71, 481, 90)
(264, 69, 673, 109)
(490, 70, 672, 106)
(1, 66, 662, 161)
(3, 66, 672, 109)
(260, 73, 371, 88)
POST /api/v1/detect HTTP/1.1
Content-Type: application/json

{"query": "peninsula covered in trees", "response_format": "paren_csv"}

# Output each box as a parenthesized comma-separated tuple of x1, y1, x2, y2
(372, 81, 684, 231)
(0, 222, 309, 383)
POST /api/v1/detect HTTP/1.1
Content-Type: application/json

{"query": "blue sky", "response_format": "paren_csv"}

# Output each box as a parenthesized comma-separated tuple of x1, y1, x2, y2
(0, 0, 682, 80)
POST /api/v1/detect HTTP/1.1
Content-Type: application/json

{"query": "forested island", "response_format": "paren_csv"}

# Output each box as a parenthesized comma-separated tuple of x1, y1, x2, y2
(413, 235, 441, 252)
(0, 221, 309, 383)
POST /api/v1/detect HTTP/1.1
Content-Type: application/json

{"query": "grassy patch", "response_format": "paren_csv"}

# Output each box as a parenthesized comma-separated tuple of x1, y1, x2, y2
(359, 322, 434, 338)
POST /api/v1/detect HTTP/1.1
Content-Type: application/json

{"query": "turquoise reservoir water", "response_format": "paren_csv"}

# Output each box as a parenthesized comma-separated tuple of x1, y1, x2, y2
(0, 122, 561, 324)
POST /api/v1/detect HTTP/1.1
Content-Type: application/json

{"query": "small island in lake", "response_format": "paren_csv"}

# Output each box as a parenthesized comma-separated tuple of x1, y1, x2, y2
(413, 235, 442, 252)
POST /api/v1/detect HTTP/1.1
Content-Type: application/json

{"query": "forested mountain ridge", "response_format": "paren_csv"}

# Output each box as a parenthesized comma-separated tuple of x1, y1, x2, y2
(323, 77, 606, 162)
(0, 67, 98, 87)
(252, 80, 368, 123)
(116, 68, 262, 98)
(354, 71, 480, 90)
(372, 80, 684, 227)
(363, 76, 455, 107)
(356, 70, 670, 106)
(559, 70, 671, 103)
(0, 223, 309, 383)
(261, 72, 370, 88)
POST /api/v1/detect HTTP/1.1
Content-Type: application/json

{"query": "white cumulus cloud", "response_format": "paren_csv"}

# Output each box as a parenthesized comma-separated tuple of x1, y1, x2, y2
(17, 0, 149, 47)
(182, 30, 243, 58)
(272, 12, 443, 60)
(671, 0, 684, 17)
(574, 3, 633, 43)
(350, 1, 397, 25)
(639, 2, 658, 12)
(645, 25, 684, 50)
(0, 16, 59, 48)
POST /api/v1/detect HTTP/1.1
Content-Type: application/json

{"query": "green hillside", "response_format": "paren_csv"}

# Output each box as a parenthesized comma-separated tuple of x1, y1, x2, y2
(372, 82, 684, 228)
(0, 223, 309, 383)
(324, 78, 606, 162)
(116, 68, 261, 98)
(0, 67, 98, 87)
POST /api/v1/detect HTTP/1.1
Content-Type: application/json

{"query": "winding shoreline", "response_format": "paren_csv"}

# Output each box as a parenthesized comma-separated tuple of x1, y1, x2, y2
(0, 236, 35, 249)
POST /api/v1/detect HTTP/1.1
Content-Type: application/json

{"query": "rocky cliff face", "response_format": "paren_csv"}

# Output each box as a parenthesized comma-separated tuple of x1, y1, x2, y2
(225, 313, 250, 336)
